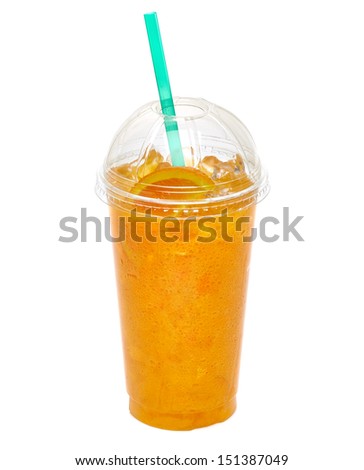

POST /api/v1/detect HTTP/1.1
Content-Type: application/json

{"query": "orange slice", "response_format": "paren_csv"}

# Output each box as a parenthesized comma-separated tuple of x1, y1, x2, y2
(131, 167, 215, 200)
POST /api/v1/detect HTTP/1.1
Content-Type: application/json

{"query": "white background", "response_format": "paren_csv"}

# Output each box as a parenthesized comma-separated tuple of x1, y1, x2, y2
(0, 1, 363, 469)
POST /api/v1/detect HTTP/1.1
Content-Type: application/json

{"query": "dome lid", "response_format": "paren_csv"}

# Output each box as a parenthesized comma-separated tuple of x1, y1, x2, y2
(96, 97, 269, 209)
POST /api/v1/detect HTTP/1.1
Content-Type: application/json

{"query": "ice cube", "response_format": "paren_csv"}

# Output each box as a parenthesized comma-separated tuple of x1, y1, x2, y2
(137, 148, 164, 179)
(198, 156, 220, 178)
(155, 161, 172, 171)
(114, 162, 138, 180)
(198, 154, 246, 182)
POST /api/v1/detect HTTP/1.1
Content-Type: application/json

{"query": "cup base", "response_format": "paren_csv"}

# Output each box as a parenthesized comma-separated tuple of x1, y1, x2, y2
(129, 397, 236, 431)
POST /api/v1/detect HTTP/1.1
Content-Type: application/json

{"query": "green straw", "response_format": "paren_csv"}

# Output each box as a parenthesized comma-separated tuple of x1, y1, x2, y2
(144, 12, 185, 167)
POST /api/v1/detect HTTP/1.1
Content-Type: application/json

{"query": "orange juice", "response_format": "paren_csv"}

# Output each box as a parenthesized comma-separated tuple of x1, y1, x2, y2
(109, 163, 256, 430)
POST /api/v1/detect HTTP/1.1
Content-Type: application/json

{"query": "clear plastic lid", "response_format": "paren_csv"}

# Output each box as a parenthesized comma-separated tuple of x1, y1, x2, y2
(96, 97, 269, 211)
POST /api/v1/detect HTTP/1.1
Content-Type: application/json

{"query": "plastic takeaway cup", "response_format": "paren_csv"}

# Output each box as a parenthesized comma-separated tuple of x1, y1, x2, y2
(96, 97, 269, 430)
